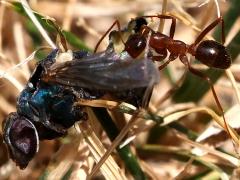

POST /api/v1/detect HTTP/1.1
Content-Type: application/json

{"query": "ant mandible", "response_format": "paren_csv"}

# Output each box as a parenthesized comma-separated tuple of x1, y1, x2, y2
(94, 14, 232, 133)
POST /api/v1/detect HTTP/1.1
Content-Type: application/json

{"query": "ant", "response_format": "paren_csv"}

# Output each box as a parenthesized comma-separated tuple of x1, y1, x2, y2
(94, 14, 232, 134)
(95, 15, 231, 70)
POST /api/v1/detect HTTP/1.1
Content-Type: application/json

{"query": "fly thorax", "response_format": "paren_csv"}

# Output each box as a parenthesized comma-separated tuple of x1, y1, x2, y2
(52, 50, 73, 68)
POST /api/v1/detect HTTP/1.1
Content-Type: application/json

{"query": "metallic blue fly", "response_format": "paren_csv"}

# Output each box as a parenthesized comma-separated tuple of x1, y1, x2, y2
(2, 47, 160, 169)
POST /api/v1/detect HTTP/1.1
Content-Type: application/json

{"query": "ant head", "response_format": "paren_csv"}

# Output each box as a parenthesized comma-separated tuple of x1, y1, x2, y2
(125, 34, 147, 58)
(2, 112, 39, 169)
(195, 40, 231, 69)
(128, 17, 147, 33)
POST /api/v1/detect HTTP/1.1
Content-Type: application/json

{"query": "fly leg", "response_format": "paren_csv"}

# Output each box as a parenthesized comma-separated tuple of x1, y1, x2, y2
(28, 101, 67, 135)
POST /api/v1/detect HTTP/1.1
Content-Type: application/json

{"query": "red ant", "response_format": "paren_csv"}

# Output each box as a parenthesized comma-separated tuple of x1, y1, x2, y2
(95, 15, 231, 69)
(94, 14, 232, 134)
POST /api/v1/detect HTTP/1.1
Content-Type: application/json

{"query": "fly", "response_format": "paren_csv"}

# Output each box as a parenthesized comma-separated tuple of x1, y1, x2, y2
(2, 47, 160, 169)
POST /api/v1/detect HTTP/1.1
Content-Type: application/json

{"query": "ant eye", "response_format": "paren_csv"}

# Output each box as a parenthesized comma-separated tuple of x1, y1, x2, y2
(195, 40, 231, 69)
(133, 17, 148, 33)
(128, 17, 147, 33)
(2, 113, 39, 169)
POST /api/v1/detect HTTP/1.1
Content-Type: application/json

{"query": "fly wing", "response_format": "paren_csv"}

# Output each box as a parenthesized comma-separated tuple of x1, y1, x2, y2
(43, 50, 160, 91)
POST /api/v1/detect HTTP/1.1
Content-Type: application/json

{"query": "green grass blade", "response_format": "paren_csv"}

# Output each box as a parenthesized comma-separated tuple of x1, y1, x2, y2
(93, 107, 146, 180)
(11, 2, 90, 50)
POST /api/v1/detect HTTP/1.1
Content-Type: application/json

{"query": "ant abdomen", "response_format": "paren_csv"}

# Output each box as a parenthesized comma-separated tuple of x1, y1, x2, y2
(195, 40, 231, 69)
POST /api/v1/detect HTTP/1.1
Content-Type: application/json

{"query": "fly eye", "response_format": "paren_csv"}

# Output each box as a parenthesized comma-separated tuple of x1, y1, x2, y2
(2, 112, 39, 169)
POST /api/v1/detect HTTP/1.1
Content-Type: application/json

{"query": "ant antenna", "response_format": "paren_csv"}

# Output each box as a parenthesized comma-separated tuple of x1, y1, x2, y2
(94, 20, 125, 53)
(193, 16, 225, 46)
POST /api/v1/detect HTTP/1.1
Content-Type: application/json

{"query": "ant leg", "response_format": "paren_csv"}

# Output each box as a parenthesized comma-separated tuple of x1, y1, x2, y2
(141, 15, 176, 38)
(193, 16, 225, 46)
(152, 48, 168, 62)
(155, 71, 187, 107)
(157, 58, 171, 70)
(94, 20, 124, 53)
(152, 55, 167, 62)
(157, 53, 178, 70)
(179, 54, 231, 134)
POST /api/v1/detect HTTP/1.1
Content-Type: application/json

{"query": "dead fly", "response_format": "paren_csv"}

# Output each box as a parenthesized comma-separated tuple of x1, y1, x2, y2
(2, 47, 160, 169)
